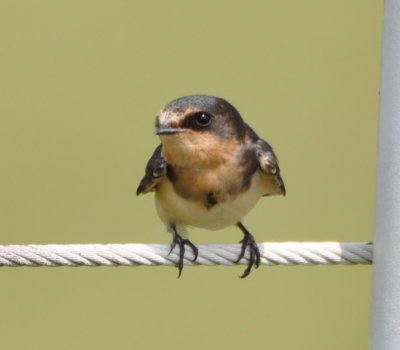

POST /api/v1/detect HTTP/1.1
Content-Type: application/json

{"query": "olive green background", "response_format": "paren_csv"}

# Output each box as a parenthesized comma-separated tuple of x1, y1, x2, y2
(0, 1, 382, 349)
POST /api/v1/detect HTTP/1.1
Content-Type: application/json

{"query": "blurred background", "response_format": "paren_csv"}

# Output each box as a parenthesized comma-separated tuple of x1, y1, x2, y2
(0, 1, 382, 349)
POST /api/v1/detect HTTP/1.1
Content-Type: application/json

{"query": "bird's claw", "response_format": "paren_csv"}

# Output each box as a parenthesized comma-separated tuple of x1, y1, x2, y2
(168, 231, 198, 278)
(236, 227, 261, 278)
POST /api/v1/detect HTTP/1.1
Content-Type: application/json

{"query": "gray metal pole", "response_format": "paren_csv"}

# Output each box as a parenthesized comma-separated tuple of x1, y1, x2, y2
(370, 0, 400, 349)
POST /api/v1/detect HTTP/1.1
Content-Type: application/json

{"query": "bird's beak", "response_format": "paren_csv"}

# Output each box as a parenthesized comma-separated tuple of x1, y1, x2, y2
(155, 127, 188, 135)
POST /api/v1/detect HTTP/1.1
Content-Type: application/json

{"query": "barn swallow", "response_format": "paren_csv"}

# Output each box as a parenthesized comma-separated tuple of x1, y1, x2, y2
(137, 95, 285, 278)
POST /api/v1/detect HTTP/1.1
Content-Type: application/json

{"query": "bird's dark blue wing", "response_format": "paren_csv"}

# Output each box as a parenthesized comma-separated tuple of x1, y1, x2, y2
(255, 139, 286, 196)
(136, 144, 167, 195)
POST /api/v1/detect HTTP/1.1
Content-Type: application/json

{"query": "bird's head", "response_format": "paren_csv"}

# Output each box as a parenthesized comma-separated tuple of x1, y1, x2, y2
(155, 95, 246, 165)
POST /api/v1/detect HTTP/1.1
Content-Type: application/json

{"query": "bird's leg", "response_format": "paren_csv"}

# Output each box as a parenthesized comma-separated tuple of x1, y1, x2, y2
(236, 222, 261, 278)
(167, 224, 198, 278)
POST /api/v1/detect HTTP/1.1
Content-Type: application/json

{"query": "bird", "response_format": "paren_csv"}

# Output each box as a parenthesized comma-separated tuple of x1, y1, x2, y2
(136, 95, 285, 278)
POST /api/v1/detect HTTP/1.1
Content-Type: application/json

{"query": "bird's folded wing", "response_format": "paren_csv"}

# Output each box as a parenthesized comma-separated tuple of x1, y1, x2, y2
(255, 139, 286, 196)
(136, 144, 167, 195)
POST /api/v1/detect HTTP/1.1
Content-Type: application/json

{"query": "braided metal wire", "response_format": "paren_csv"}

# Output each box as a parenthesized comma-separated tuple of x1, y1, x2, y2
(0, 242, 372, 267)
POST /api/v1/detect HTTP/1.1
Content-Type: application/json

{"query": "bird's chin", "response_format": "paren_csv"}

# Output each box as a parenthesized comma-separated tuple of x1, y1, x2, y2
(158, 129, 191, 145)
(159, 133, 185, 147)
(158, 134, 195, 165)
(158, 133, 179, 144)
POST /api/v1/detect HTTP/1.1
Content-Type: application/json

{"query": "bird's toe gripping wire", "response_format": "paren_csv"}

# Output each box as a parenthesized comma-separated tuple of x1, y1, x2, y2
(168, 225, 198, 278)
(236, 222, 261, 278)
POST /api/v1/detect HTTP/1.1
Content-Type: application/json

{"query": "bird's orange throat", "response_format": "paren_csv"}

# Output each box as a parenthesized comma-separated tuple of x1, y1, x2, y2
(158, 132, 254, 205)
(159, 132, 239, 168)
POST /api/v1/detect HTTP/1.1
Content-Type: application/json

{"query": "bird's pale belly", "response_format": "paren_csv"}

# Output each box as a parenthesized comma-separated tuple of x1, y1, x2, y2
(155, 171, 266, 230)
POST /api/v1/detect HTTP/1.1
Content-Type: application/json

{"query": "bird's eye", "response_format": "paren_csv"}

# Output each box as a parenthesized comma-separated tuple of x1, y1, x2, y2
(195, 112, 212, 127)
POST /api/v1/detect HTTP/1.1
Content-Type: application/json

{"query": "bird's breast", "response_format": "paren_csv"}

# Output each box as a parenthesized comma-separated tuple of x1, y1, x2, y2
(168, 164, 244, 204)
(154, 139, 268, 229)
(155, 170, 266, 230)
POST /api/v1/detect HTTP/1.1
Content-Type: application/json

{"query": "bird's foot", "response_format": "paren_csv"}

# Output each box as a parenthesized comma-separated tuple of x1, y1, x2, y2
(168, 228, 198, 278)
(236, 223, 261, 278)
